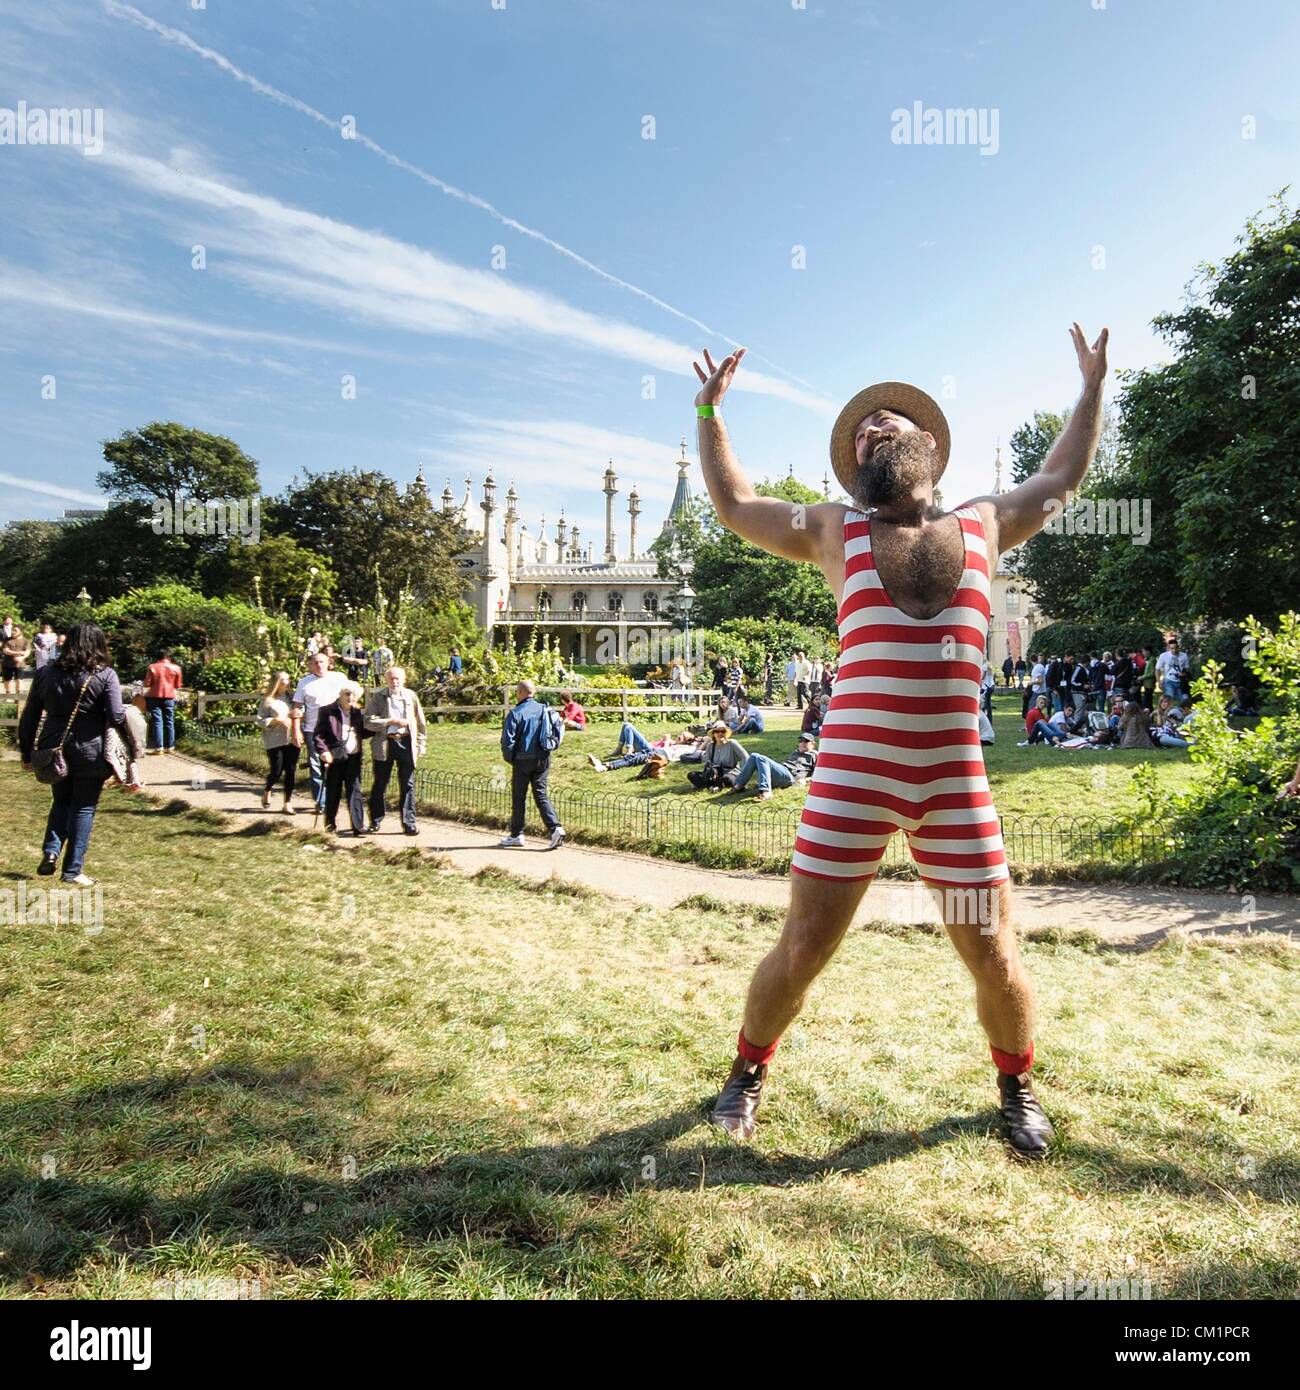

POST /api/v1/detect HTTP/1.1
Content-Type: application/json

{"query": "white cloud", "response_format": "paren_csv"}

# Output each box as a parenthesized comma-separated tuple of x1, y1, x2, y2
(101, 0, 827, 402)
(89, 146, 832, 412)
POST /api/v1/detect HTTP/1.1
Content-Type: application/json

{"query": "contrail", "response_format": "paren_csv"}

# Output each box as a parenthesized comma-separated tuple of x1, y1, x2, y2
(0, 471, 106, 506)
(102, 1, 828, 400)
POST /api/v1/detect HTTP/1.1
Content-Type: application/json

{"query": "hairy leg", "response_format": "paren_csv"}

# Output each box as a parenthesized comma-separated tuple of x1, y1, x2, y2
(933, 880, 1035, 1054)
(741, 871, 871, 1046)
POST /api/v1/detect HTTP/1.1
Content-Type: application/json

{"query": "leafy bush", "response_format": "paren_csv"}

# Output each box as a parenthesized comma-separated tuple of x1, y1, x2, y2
(196, 652, 264, 693)
(89, 583, 293, 680)
(1132, 613, 1300, 890)
(0, 587, 24, 627)
(693, 618, 835, 678)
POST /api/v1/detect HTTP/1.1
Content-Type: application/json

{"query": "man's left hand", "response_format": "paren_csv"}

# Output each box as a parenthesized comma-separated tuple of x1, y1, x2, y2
(1072, 322, 1109, 391)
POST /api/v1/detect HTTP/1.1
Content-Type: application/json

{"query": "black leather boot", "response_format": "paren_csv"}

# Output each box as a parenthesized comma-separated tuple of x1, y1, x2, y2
(708, 1056, 767, 1140)
(998, 1070, 1054, 1158)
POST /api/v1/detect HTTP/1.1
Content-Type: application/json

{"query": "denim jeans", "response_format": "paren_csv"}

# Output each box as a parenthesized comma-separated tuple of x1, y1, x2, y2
(736, 716, 765, 734)
(733, 753, 794, 793)
(147, 696, 176, 750)
(606, 750, 653, 770)
(1028, 723, 1061, 744)
(617, 722, 650, 754)
(43, 775, 106, 879)
(306, 741, 326, 810)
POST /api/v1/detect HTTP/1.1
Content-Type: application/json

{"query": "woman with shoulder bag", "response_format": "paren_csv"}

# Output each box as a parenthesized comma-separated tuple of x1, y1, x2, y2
(18, 621, 144, 885)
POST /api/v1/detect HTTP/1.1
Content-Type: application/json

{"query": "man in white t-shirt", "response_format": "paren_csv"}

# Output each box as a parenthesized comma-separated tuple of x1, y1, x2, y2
(1025, 654, 1047, 720)
(1155, 639, 1190, 705)
(783, 654, 798, 706)
(291, 651, 348, 812)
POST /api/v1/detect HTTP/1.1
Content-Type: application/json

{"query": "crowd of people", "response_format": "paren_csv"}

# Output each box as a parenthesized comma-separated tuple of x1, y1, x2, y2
(1013, 640, 1217, 751)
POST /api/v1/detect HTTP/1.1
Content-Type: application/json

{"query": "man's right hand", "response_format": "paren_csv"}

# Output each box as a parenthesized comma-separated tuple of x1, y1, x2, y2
(692, 346, 747, 407)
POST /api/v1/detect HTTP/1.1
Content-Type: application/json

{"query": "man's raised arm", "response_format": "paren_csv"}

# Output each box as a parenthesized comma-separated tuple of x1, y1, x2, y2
(692, 347, 836, 563)
(981, 324, 1110, 552)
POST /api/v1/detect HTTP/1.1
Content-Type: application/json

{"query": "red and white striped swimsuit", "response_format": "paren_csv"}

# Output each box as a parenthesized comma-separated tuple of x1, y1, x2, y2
(792, 505, 1009, 889)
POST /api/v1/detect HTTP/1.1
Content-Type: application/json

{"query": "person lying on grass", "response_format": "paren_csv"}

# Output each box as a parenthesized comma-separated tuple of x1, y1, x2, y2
(586, 725, 700, 773)
(725, 733, 819, 801)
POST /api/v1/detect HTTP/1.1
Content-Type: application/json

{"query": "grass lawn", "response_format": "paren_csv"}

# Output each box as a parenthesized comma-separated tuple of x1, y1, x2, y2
(1, 762, 1296, 1299)
(178, 693, 1204, 880)
(408, 694, 1200, 822)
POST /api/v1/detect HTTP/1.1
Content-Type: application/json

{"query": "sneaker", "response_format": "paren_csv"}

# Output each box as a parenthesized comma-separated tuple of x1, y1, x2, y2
(61, 874, 97, 887)
(498, 834, 525, 848)
(586, 754, 606, 772)
(548, 826, 566, 850)
(403, 826, 419, 836)
(37, 853, 58, 877)
(1016, 740, 1030, 747)
(367, 822, 382, 834)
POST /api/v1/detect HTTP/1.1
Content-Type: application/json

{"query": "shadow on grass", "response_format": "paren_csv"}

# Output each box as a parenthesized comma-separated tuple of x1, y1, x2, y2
(2, 1062, 1297, 1295)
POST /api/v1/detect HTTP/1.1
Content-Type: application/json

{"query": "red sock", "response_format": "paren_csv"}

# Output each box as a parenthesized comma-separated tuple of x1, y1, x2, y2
(991, 1042, 1034, 1076)
(738, 1028, 779, 1065)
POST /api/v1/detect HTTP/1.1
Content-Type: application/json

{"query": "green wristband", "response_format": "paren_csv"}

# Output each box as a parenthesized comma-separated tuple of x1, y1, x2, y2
(696, 404, 718, 418)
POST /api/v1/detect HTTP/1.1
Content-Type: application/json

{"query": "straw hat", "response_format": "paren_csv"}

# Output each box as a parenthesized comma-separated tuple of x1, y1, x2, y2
(829, 381, 951, 498)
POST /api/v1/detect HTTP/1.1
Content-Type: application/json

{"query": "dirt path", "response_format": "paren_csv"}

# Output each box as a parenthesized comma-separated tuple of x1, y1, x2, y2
(145, 750, 1297, 948)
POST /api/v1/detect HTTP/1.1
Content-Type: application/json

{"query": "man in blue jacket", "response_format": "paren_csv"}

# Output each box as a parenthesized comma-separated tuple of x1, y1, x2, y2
(499, 679, 566, 849)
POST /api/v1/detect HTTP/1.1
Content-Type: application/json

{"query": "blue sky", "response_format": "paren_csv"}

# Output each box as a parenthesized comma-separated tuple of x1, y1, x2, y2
(1, 0, 1296, 551)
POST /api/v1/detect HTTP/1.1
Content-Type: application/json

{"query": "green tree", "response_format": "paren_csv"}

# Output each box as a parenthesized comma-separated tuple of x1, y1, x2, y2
(267, 470, 465, 611)
(201, 534, 338, 615)
(0, 521, 61, 615)
(656, 478, 837, 632)
(98, 421, 260, 503)
(1005, 406, 1123, 623)
(12, 505, 196, 614)
(1098, 194, 1300, 625)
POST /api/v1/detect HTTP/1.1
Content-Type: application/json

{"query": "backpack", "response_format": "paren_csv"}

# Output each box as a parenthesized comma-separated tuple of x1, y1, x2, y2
(541, 705, 565, 752)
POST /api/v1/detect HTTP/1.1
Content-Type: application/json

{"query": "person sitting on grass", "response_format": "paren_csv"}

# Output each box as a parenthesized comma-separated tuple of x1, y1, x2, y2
(1226, 685, 1260, 718)
(559, 691, 587, 731)
(587, 728, 699, 772)
(1117, 696, 1153, 749)
(1023, 695, 1064, 745)
(801, 692, 831, 737)
(732, 694, 765, 735)
(1083, 696, 1125, 746)
(727, 733, 818, 802)
(686, 722, 748, 790)
(1152, 705, 1190, 749)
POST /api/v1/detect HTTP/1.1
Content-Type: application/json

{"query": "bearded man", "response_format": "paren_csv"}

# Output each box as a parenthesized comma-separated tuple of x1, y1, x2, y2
(692, 324, 1109, 1157)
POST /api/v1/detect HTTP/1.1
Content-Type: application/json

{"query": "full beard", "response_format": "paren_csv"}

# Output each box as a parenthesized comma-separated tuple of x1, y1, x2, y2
(850, 431, 936, 510)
